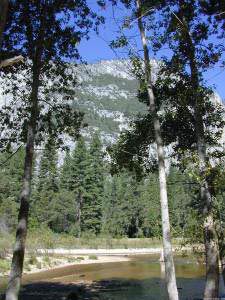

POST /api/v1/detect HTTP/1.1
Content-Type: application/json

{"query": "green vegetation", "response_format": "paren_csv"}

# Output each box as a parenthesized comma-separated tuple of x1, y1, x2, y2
(1, 132, 224, 247)
(0, 230, 180, 252)
(0, 137, 202, 241)
(88, 255, 98, 260)
(76, 256, 85, 261)
(0, 259, 10, 272)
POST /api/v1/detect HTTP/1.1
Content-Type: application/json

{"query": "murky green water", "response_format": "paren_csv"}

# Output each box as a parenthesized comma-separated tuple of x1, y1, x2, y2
(0, 255, 224, 299)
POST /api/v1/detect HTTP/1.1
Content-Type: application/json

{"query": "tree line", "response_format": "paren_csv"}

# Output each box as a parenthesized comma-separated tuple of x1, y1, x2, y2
(1, 134, 205, 239)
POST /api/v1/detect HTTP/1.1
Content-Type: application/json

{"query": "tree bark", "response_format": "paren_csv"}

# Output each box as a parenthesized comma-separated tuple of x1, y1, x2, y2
(221, 255, 225, 289)
(5, 126, 35, 300)
(0, 0, 8, 48)
(203, 213, 220, 298)
(188, 37, 219, 300)
(217, 224, 225, 288)
(5, 27, 43, 300)
(135, 1, 179, 299)
(178, 3, 220, 297)
(5, 73, 40, 300)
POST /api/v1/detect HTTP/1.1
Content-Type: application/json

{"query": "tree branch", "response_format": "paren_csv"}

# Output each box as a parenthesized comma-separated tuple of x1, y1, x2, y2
(0, 55, 24, 68)
(0, 145, 22, 167)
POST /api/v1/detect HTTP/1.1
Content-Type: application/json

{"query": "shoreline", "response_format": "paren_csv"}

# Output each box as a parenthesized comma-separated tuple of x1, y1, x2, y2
(0, 255, 131, 278)
(36, 247, 165, 255)
(0, 247, 191, 278)
(23, 255, 132, 276)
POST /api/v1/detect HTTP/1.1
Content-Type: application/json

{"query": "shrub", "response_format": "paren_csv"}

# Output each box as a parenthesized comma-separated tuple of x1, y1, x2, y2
(28, 255, 38, 265)
(88, 255, 98, 260)
(43, 255, 51, 265)
(76, 256, 85, 261)
(24, 261, 31, 272)
(0, 259, 10, 272)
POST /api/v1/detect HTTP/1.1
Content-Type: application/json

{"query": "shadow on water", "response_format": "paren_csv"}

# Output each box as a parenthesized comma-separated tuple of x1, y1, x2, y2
(0, 255, 225, 300)
(0, 277, 213, 300)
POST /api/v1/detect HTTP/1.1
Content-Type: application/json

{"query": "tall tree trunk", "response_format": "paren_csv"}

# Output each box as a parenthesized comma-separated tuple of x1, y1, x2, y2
(5, 47, 42, 300)
(5, 126, 35, 300)
(203, 212, 219, 298)
(179, 5, 220, 296)
(188, 34, 219, 300)
(135, 1, 179, 299)
(0, 0, 8, 48)
(221, 255, 225, 289)
(217, 223, 225, 288)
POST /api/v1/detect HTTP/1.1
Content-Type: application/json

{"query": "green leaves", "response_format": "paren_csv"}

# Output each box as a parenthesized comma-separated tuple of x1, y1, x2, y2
(0, 0, 104, 152)
(0, 148, 24, 231)
(110, 36, 129, 49)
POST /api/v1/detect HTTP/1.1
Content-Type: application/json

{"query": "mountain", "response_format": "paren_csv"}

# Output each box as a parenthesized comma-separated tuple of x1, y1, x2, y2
(73, 59, 148, 145)
(0, 59, 148, 148)
(0, 59, 224, 150)
(73, 60, 225, 147)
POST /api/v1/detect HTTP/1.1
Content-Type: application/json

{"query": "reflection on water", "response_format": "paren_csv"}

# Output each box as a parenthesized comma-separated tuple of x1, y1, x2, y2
(0, 255, 224, 300)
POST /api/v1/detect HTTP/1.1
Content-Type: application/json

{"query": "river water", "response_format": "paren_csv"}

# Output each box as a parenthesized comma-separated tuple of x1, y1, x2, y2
(0, 254, 224, 299)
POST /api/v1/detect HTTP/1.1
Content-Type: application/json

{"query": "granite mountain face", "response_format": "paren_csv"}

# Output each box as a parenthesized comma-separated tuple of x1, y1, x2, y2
(0, 59, 224, 149)
(73, 59, 148, 145)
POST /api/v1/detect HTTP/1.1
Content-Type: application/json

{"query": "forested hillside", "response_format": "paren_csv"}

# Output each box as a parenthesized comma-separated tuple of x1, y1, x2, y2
(0, 134, 204, 239)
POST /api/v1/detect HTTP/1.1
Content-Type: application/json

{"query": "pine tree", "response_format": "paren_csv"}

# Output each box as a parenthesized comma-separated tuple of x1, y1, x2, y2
(167, 168, 192, 236)
(49, 189, 77, 234)
(31, 137, 58, 227)
(60, 150, 73, 191)
(57, 136, 104, 236)
(70, 137, 89, 236)
(37, 138, 58, 193)
(82, 133, 104, 234)
(47, 149, 77, 234)
(102, 172, 132, 237)
(102, 171, 160, 238)
(139, 174, 161, 238)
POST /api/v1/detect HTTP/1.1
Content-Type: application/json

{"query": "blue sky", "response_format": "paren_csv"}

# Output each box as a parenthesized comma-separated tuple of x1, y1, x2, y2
(78, 2, 225, 100)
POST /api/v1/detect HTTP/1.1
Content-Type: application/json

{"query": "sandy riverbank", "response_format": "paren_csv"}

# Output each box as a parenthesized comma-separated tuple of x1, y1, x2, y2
(1, 246, 190, 278)
(37, 247, 165, 255)
(0, 253, 130, 277)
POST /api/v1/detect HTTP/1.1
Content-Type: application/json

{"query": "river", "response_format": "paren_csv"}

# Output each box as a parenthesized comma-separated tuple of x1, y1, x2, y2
(0, 254, 224, 299)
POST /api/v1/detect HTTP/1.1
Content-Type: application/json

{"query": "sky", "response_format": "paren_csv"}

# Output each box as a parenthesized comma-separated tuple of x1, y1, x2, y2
(78, 1, 225, 100)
